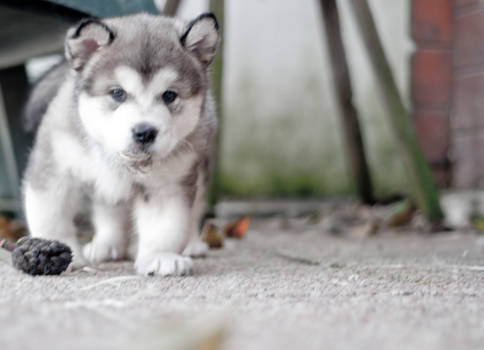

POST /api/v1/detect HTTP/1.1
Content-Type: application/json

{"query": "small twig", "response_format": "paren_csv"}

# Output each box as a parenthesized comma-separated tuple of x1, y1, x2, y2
(452, 265, 484, 272)
(273, 251, 320, 266)
(0, 238, 15, 251)
(244, 240, 320, 266)
(154, 0, 181, 16)
(370, 263, 484, 272)
(80, 275, 143, 291)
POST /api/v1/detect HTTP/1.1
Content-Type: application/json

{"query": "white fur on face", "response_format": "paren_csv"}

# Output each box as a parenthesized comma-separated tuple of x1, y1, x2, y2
(78, 66, 203, 162)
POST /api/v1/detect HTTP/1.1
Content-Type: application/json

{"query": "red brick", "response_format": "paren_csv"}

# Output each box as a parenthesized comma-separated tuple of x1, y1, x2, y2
(432, 167, 452, 188)
(454, 9, 484, 67)
(453, 0, 479, 8)
(451, 132, 484, 187)
(412, 50, 452, 108)
(412, 0, 452, 44)
(414, 111, 449, 163)
(452, 72, 484, 130)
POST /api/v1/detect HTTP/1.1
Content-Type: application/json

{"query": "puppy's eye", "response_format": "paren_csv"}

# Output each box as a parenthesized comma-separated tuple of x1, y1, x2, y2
(161, 90, 177, 104)
(110, 88, 127, 102)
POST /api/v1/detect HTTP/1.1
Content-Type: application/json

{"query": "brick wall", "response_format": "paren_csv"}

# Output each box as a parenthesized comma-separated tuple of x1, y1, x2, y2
(412, 0, 484, 188)
(411, 0, 452, 186)
(451, 0, 484, 187)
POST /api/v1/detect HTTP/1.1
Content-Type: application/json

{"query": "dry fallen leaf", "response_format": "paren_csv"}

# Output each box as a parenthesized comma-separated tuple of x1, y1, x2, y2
(224, 216, 250, 239)
(201, 223, 223, 249)
(0, 217, 8, 235)
(0, 217, 27, 242)
(385, 199, 416, 227)
(126, 312, 227, 350)
(351, 219, 380, 238)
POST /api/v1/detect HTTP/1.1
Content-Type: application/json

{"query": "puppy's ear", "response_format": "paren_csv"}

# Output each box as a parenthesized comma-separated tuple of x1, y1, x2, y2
(180, 13, 219, 66)
(65, 18, 115, 70)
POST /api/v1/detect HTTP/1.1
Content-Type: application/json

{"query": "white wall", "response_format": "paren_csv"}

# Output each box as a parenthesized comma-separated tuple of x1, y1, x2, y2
(217, 0, 413, 196)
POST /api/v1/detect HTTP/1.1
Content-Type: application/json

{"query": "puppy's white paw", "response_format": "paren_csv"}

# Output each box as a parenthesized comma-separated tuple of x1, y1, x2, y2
(58, 240, 87, 270)
(135, 252, 193, 276)
(83, 240, 126, 263)
(67, 251, 88, 271)
(183, 238, 209, 257)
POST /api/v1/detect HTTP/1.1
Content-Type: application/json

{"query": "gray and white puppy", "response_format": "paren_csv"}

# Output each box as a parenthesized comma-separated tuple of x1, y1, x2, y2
(22, 13, 219, 276)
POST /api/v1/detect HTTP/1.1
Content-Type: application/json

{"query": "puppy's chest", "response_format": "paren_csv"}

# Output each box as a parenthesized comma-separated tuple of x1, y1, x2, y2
(92, 159, 133, 203)
(133, 152, 199, 195)
(52, 134, 132, 202)
(81, 155, 134, 203)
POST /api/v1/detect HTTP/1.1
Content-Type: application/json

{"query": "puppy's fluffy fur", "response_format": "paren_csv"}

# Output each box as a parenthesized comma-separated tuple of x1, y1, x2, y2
(22, 13, 219, 276)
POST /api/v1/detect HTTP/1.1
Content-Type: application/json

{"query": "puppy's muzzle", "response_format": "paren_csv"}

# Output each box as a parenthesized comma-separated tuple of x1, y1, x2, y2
(132, 123, 158, 146)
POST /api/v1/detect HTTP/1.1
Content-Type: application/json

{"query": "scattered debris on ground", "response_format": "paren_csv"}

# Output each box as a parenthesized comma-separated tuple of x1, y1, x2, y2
(202, 223, 224, 249)
(0, 200, 483, 350)
(224, 216, 250, 239)
(0, 216, 27, 242)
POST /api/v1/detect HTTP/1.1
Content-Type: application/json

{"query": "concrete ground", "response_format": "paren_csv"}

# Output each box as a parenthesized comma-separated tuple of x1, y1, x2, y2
(1, 215, 484, 350)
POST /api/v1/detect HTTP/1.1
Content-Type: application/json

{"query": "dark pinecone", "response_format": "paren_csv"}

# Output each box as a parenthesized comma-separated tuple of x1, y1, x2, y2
(11, 237, 72, 275)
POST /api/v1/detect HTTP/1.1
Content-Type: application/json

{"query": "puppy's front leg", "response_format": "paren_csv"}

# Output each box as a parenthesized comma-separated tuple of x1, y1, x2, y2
(134, 190, 192, 276)
(24, 181, 85, 267)
(83, 200, 130, 263)
(183, 174, 209, 257)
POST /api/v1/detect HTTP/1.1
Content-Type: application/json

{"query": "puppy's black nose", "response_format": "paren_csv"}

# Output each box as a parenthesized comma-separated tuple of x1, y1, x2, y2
(132, 123, 158, 145)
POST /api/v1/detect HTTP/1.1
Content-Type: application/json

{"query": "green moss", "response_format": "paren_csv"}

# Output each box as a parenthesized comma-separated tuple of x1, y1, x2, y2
(217, 58, 410, 199)
(220, 171, 353, 198)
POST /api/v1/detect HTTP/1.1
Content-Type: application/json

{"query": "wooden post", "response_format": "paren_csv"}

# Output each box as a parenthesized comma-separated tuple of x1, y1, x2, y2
(319, 0, 375, 205)
(349, 0, 444, 222)
(208, 0, 225, 210)
(161, 0, 181, 16)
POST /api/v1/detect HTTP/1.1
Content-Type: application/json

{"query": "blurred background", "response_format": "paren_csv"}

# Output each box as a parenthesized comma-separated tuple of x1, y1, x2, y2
(0, 0, 481, 225)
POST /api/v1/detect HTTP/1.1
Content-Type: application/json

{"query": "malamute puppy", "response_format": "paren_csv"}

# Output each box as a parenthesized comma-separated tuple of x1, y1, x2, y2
(22, 13, 219, 276)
